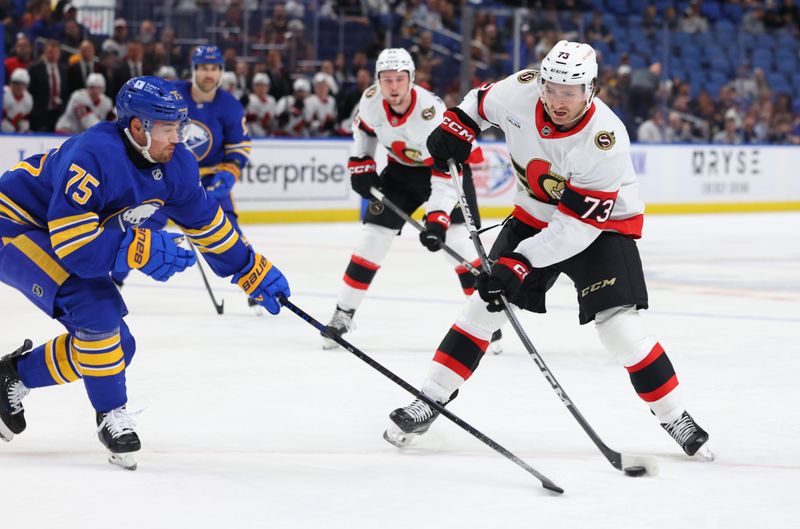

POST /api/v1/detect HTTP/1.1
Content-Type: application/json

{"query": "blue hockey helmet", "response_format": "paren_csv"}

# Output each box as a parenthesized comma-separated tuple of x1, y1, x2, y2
(116, 76, 190, 162)
(191, 45, 224, 67)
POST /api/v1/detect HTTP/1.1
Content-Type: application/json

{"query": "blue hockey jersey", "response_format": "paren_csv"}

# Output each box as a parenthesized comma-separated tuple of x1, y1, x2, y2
(0, 122, 250, 280)
(173, 80, 252, 175)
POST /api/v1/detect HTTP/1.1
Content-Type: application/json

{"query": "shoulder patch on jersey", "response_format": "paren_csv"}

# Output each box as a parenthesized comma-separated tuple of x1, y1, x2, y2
(421, 106, 436, 120)
(365, 85, 377, 99)
(517, 70, 538, 84)
(594, 130, 616, 151)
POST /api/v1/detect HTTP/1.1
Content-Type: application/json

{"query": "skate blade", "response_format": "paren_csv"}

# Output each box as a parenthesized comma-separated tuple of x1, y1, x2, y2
(107, 451, 138, 471)
(0, 429, 13, 442)
(321, 337, 340, 350)
(694, 443, 716, 462)
(489, 340, 503, 355)
(383, 424, 416, 448)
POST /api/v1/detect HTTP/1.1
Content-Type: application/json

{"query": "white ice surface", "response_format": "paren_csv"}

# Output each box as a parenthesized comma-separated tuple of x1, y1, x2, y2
(1, 212, 798, 528)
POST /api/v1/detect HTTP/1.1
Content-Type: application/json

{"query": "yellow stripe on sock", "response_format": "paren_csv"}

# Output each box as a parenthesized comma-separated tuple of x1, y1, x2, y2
(44, 339, 66, 385)
(57, 335, 80, 382)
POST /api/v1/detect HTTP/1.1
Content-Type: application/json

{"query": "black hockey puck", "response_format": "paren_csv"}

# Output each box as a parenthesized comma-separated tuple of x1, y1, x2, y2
(623, 465, 647, 477)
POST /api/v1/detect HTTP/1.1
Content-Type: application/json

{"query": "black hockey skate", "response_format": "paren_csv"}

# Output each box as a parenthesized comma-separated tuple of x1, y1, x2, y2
(96, 406, 141, 470)
(321, 306, 355, 350)
(383, 390, 458, 448)
(661, 410, 714, 461)
(0, 339, 33, 442)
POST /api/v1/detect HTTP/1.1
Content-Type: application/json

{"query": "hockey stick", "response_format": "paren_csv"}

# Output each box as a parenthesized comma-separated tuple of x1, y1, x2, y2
(188, 241, 224, 315)
(277, 294, 563, 494)
(446, 159, 658, 477)
(368, 187, 480, 276)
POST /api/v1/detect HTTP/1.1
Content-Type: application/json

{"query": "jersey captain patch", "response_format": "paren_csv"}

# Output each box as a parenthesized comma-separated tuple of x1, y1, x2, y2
(594, 131, 616, 150)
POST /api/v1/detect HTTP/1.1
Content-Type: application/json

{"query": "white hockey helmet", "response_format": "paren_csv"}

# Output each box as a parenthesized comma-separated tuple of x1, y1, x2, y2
(293, 77, 311, 93)
(10, 68, 30, 85)
(375, 48, 415, 82)
(220, 71, 237, 88)
(540, 40, 598, 113)
(86, 73, 106, 89)
(253, 72, 271, 86)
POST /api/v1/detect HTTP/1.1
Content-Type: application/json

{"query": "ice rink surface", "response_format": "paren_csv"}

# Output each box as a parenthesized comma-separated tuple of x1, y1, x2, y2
(1, 212, 798, 529)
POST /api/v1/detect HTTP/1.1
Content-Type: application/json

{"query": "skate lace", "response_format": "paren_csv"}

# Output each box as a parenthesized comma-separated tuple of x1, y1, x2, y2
(329, 309, 355, 332)
(404, 399, 435, 422)
(96, 408, 140, 439)
(665, 413, 697, 446)
(7, 381, 30, 415)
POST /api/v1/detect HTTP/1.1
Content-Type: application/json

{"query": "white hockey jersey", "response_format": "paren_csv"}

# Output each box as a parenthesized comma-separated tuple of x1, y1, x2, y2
(353, 84, 482, 214)
(304, 94, 337, 137)
(55, 88, 114, 134)
(245, 93, 277, 137)
(458, 69, 645, 268)
(275, 95, 307, 137)
(2, 86, 32, 133)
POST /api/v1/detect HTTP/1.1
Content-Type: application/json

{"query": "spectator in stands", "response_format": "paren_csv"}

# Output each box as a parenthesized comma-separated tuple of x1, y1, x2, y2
(28, 2, 59, 50)
(66, 39, 97, 98)
(731, 63, 759, 103)
(482, 23, 510, 77)
(409, 31, 442, 70)
(59, 3, 88, 41)
(665, 111, 698, 143)
(713, 111, 743, 144)
(286, 0, 305, 20)
(641, 4, 660, 38)
(337, 66, 371, 132)
(4, 34, 32, 80)
(2, 68, 33, 133)
(519, 31, 538, 68)
(109, 39, 147, 100)
(161, 27, 186, 74)
(629, 62, 661, 123)
(742, 5, 766, 34)
(740, 110, 766, 144)
(680, 0, 709, 33)
(319, 60, 340, 95)
(284, 19, 314, 72)
(261, 4, 289, 46)
(244, 73, 276, 137)
(266, 49, 293, 100)
(139, 19, 157, 45)
(102, 18, 130, 59)
(637, 108, 667, 143)
(778, 0, 800, 28)
(55, 73, 114, 134)
(587, 11, 615, 51)
(28, 39, 66, 132)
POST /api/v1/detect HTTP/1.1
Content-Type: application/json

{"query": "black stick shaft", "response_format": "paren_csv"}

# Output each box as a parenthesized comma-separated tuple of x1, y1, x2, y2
(188, 241, 225, 315)
(446, 159, 624, 471)
(278, 295, 563, 494)
(369, 187, 480, 276)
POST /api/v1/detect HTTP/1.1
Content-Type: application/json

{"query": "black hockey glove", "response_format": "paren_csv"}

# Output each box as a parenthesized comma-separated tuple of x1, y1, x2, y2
(348, 156, 380, 199)
(476, 252, 531, 312)
(419, 210, 450, 252)
(426, 107, 480, 172)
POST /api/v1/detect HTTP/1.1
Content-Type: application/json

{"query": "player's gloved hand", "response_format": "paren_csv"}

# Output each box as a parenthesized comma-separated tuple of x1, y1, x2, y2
(232, 252, 290, 315)
(426, 107, 480, 172)
(206, 170, 235, 200)
(114, 228, 197, 282)
(476, 252, 531, 312)
(348, 156, 381, 199)
(419, 210, 450, 252)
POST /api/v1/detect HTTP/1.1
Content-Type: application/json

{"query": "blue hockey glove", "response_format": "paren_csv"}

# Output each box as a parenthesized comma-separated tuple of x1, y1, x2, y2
(476, 252, 531, 312)
(114, 228, 197, 282)
(206, 170, 235, 200)
(232, 252, 290, 315)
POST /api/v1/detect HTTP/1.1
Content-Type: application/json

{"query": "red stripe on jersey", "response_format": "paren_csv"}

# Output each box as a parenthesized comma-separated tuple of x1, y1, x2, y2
(557, 202, 644, 238)
(477, 83, 494, 123)
(382, 88, 418, 127)
(431, 167, 451, 179)
(451, 324, 490, 351)
(462, 287, 475, 295)
(535, 99, 596, 139)
(343, 274, 370, 290)
(350, 254, 380, 271)
(567, 181, 619, 202)
(626, 343, 665, 373)
(637, 374, 679, 402)
(433, 350, 473, 380)
(511, 205, 548, 230)
(467, 146, 485, 164)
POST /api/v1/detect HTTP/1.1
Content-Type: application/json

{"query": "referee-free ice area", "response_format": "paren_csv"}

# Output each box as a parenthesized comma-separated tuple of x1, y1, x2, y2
(1, 212, 798, 529)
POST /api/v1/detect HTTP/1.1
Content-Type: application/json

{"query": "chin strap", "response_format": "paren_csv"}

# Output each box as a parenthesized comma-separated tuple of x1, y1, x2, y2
(123, 127, 157, 163)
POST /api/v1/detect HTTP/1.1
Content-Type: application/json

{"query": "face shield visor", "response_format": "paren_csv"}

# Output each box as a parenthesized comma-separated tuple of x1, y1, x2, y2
(147, 119, 190, 144)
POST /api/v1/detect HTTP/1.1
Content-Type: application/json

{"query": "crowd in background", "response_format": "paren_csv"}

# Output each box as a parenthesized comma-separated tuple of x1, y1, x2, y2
(1, 0, 798, 144)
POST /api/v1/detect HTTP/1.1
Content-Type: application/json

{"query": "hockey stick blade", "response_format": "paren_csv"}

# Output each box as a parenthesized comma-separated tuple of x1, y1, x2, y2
(368, 187, 480, 276)
(278, 295, 564, 494)
(445, 159, 657, 477)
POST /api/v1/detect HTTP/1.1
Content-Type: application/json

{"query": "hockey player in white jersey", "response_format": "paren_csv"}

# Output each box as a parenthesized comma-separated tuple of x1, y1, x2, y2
(2, 69, 33, 133)
(55, 73, 114, 134)
(305, 72, 337, 137)
(244, 73, 276, 137)
(384, 41, 713, 461)
(275, 78, 310, 137)
(321, 48, 496, 350)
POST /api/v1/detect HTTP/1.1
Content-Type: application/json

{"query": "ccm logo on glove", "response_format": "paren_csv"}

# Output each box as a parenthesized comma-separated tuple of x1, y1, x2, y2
(347, 157, 377, 175)
(442, 113, 476, 142)
(496, 256, 530, 281)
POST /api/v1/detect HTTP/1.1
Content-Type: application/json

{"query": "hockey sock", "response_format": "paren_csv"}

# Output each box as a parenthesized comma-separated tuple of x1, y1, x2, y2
(455, 258, 482, 295)
(337, 223, 395, 310)
(74, 328, 130, 412)
(16, 333, 81, 387)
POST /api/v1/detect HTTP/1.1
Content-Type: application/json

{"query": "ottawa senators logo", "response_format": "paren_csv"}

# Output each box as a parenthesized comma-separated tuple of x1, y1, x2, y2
(390, 141, 423, 164)
(365, 85, 377, 98)
(517, 70, 538, 84)
(421, 106, 436, 120)
(368, 200, 384, 215)
(594, 131, 616, 150)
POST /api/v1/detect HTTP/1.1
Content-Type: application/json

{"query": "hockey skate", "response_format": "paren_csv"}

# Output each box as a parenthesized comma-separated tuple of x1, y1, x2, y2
(321, 306, 355, 350)
(489, 329, 503, 355)
(248, 295, 266, 316)
(661, 410, 715, 461)
(383, 390, 458, 448)
(0, 340, 32, 442)
(96, 406, 141, 470)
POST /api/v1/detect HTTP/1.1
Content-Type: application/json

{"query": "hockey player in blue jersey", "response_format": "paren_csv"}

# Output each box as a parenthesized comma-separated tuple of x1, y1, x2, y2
(0, 76, 290, 470)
